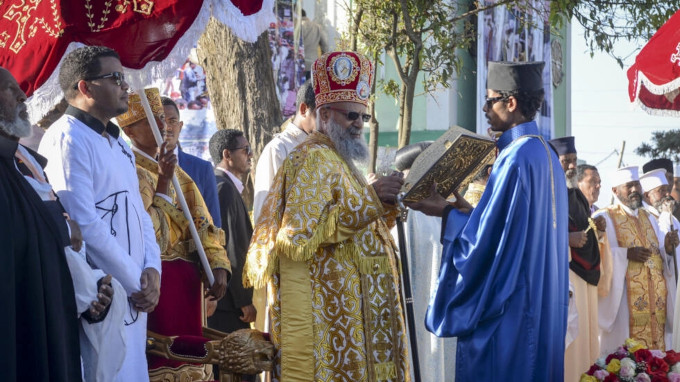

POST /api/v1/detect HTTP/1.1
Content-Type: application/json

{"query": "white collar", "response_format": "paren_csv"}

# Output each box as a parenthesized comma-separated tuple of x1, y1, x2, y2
(131, 146, 157, 162)
(216, 166, 244, 194)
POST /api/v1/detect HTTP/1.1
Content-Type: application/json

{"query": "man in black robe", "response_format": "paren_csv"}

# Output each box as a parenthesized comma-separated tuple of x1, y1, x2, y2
(0, 66, 82, 381)
(549, 135, 605, 379)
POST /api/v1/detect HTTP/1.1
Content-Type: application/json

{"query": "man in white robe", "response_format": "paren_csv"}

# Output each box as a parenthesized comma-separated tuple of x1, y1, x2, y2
(39, 46, 162, 381)
(594, 166, 678, 354)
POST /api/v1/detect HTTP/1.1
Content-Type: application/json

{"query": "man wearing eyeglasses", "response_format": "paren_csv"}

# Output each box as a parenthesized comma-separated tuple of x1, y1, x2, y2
(245, 51, 411, 381)
(207, 128, 257, 380)
(408, 61, 569, 381)
(39, 46, 162, 381)
(160, 96, 221, 228)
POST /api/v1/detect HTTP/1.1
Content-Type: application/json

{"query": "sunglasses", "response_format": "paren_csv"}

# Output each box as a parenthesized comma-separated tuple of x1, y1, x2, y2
(484, 95, 507, 109)
(82, 71, 126, 87)
(232, 145, 252, 155)
(327, 107, 371, 122)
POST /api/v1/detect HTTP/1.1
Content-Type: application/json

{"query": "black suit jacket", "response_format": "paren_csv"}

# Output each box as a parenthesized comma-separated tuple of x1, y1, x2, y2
(208, 169, 254, 333)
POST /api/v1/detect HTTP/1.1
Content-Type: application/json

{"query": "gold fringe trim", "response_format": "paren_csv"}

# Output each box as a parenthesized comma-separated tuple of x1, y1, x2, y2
(275, 206, 341, 262)
(374, 362, 397, 381)
(631, 313, 651, 327)
(359, 256, 391, 275)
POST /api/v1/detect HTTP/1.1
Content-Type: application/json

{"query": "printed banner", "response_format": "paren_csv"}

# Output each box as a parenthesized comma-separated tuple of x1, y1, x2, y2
(476, 0, 553, 139)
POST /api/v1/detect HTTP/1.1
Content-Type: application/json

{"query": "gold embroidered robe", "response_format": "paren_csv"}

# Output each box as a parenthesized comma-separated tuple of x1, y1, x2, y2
(601, 204, 668, 350)
(134, 151, 229, 268)
(134, 151, 230, 381)
(245, 133, 411, 382)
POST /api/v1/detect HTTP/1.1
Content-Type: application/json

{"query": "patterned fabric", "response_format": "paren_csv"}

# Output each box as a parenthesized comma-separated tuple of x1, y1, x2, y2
(463, 182, 485, 207)
(607, 204, 667, 349)
(312, 51, 373, 108)
(245, 133, 410, 382)
(134, 150, 229, 270)
(117, 88, 164, 128)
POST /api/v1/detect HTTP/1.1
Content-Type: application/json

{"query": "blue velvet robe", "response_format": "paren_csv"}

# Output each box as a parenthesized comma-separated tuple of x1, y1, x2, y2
(425, 121, 569, 381)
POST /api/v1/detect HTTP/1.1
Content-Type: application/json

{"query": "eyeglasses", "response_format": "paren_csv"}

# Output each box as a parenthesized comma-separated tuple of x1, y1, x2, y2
(232, 145, 252, 155)
(83, 71, 126, 87)
(484, 95, 507, 109)
(326, 107, 371, 122)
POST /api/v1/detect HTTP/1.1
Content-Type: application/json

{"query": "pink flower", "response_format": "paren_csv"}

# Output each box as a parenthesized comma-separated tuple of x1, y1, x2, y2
(594, 370, 610, 380)
(635, 373, 652, 382)
(667, 372, 680, 382)
(651, 350, 666, 359)
(586, 364, 602, 376)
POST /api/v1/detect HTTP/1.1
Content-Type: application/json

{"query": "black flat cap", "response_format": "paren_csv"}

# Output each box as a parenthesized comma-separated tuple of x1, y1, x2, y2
(487, 61, 545, 92)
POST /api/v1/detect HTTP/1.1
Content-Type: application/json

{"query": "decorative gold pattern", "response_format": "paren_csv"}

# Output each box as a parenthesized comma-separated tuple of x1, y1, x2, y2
(148, 364, 212, 382)
(402, 132, 495, 202)
(245, 133, 410, 382)
(4, 0, 37, 53)
(85, 0, 113, 33)
(117, 88, 164, 128)
(135, 152, 230, 271)
(607, 204, 667, 349)
(313, 51, 373, 108)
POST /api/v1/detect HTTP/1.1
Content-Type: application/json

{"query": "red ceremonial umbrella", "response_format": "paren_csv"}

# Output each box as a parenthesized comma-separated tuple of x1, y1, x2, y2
(0, 0, 274, 283)
(0, 0, 273, 120)
(627, 9, 680, 116)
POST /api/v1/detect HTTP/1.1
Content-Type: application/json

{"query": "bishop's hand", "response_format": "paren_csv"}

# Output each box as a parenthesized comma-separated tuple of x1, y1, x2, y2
(627, 247, 652, 263)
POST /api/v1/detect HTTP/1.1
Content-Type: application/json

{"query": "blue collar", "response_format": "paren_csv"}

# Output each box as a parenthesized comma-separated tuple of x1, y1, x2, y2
(496, 121, 539, 152)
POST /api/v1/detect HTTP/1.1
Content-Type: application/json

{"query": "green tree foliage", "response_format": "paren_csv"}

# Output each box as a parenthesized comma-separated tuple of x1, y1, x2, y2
(550, 0, 680, 67)
(636, 130, 680, 162)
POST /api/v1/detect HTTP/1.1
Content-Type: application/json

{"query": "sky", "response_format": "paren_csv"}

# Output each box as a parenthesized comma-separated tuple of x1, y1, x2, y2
(570, 21, 679, 205)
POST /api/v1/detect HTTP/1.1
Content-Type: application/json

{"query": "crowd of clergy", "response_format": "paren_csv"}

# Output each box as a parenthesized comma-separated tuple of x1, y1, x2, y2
(3, 42, 680, 382)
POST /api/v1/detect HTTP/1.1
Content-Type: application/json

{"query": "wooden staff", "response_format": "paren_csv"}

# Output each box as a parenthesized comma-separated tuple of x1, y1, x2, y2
(136, 87, 215, 286)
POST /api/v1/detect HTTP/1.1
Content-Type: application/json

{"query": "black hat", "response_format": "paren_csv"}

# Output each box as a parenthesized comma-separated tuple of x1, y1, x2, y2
(642, 158, 673, 176)
(548, 136, 576, 156)
(487, 61, 545, 92)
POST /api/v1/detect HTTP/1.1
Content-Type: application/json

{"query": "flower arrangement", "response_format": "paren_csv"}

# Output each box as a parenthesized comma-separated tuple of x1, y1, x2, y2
(581, 339, 680, 382)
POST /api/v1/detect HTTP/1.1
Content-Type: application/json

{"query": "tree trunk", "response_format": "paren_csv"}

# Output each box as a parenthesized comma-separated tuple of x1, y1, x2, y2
(398, 75, 416, 148)
(197, 17, 282, 208)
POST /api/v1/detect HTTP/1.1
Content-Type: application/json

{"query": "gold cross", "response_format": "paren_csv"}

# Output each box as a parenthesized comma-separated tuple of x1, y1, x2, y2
(3, 0, 39, 54)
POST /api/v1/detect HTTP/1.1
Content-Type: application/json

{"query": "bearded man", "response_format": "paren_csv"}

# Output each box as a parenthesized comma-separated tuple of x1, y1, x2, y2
(244, 51, 411, 382)
(549, 136, 604, 379)
(594, 166, 678, 354)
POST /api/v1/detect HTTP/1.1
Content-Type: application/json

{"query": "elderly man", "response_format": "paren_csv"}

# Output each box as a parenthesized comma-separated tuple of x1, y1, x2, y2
(409, 61, 569, 380)
(0, 66, 82, 381)
(245, 51, 410, 381)
(161, 96, 221, 228)
(577, 164, 602, 213)
(594, 166, 678, 354)
(38, 46, 162, 381)
(549, 136, 603, 380)
(116, 88, 230, 380)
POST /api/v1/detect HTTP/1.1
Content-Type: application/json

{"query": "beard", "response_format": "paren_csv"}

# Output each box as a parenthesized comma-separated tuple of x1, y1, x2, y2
(654, 195, 677, 214)
(0, 105, 32, 139)
(324, 116, 369, 166)
(566, 172, 578, 189)
(622, 191, 643, 210)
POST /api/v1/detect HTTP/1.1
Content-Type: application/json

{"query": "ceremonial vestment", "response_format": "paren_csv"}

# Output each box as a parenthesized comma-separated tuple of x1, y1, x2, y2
(594, 201, 675, 354)
(565, 187, 601, 381)
(425, 121, 569, 381)
(245, 132, 411, 382)
(131, 148, 230, 380)
(463, 182, 485, 207)
(39, 106, 162, 381)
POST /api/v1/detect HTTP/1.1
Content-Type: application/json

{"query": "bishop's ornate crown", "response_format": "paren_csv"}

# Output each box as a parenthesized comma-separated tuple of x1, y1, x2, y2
(116, 87, 164, 128)
(312, 51, 373, 108)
